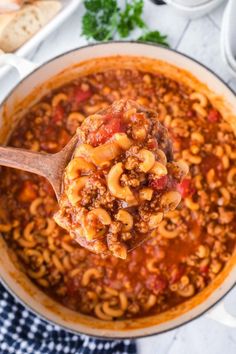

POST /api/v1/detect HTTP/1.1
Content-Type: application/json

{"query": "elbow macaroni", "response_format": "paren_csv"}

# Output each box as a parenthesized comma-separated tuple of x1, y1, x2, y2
(138, 149, 155, 172)
(55, 99, 188, 258)
(107, 163, 136, 203)
(116, 210, 133, 231)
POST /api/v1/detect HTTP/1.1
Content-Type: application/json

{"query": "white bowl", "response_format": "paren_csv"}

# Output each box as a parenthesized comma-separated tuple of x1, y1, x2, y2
(174, 0, 211, 7)
(165, 0, 226, 19)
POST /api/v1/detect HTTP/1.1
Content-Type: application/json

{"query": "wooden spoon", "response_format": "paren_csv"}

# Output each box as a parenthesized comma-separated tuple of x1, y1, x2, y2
(0, 134, 78, 200)
(0, 137, 149, 253)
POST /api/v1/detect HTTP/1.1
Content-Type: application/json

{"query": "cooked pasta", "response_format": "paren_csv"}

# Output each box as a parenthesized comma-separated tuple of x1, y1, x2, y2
(55, 100, 188, 259)
(0, 66, 235, 321)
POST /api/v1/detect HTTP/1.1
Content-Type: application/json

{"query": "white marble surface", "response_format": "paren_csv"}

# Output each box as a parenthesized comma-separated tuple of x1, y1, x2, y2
(1, 0, 236, 353)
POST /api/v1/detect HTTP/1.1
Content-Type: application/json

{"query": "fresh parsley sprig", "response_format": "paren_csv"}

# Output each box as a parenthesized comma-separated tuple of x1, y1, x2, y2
(82, 0, 169, 47)
(138, 30, 169, 47)
(82, 0, 119, 41)
(117, 0, 146, 38)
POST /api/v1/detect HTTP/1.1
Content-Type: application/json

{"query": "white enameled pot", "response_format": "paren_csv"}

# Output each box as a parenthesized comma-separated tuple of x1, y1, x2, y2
(0, 42, 236, 338)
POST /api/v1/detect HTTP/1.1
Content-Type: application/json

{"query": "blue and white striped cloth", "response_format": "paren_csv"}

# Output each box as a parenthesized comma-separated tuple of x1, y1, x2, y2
(0, 283, 136, 354)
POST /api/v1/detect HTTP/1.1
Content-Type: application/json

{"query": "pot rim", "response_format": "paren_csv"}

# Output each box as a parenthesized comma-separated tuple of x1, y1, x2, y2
(1, 40, 235, 106)
(1, 275, 236, 340)
(0, 40, 236, 339)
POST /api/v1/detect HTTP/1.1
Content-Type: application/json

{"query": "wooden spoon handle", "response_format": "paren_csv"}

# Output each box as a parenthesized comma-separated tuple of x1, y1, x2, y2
(0, 134, 78, 199)
(0, 146, 63, 198)
(0, 146, 55, 177)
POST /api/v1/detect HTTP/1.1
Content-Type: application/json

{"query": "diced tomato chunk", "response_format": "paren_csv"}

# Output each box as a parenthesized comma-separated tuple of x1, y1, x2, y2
(200, 265, 209, 275)
(73, 87, 92, 103)
(166, 175, 178, 190)
(146, 274, 168, 295)
(149, 175, 168, 190)
(208, 109, 220, 123)
(88, 116, 123, 146)
(150, 173, 179, 191)
(52, 105, 64, 124)
(187, 110, 195, 118)
(177, 178, 195, 198)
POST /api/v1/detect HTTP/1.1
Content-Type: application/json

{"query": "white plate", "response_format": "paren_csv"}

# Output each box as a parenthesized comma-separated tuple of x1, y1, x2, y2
(0, 0, 82, 79)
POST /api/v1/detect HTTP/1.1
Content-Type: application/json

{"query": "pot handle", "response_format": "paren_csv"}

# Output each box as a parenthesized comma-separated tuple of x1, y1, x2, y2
(206, 301, 236, 327)
(0, 53, 38, 79)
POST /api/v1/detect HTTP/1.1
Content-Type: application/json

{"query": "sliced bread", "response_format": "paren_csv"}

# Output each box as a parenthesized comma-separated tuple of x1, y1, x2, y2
(0, 0, 24, 13)
(0, 0, 61, 52)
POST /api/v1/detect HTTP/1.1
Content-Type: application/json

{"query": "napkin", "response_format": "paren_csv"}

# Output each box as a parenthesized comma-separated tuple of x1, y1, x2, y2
(0, 282, 137, 354)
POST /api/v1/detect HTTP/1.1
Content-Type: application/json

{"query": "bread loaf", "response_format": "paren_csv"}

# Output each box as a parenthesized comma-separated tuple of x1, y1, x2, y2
(0, 1, 61, 52)
(0, 0, 23, 13)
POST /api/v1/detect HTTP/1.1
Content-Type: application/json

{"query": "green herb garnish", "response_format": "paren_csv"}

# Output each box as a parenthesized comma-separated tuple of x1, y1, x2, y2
(82, 0, 119, 41)
(117, 0, 146, 38)
(82, 0, 169, 46)
(138, 31, 169, 47)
